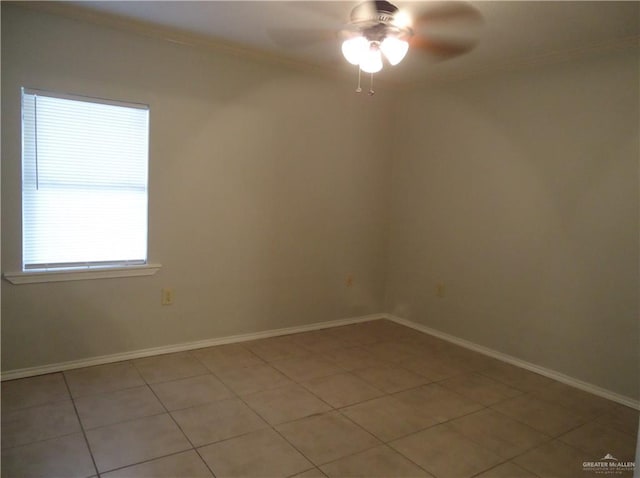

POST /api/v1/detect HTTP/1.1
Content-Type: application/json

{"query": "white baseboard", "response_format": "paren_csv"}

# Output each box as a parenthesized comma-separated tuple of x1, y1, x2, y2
(384, 313, 640, 410)
(0, 313, 385, 381)
(3, 311, 638, 411)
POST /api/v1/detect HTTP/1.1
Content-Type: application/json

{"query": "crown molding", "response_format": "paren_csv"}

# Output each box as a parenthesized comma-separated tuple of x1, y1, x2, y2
(6, 2, 339, 78)
(8, 1, 405, 90)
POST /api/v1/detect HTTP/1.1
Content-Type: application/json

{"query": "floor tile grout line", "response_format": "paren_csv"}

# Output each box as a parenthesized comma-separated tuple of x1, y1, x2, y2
(241, 383, 336, 419)
(517, 387, 615, 417)
(63, 359, 146, 398)
(466, 456, 531, 478)
(1, 396, 74, 414)
(78, 409, 170, 434)
(487, 397, 597, 439)
(376, 403, 495, 448)
(296, 375, 387, 409)
(192, 447, 218, 477)
(428, 401, 562, 468)
(382, 402, 554, 478)
(268, 420, 327, 471)
(551, 418, 637, 458)
(61, 372, 101, 478)
(144, 379, 191, 429)
(142, 372, 222, 477)
(141, 371, 218, 388)
(66, 383, 149, 401)
(318, 442, 386, 472)
(486, 435, 560, 477)
(332, 408, 437, 476)
(314, 441, 434, 478)
(473, 412, 621, 472)
(0, 429, 86, 453)
(211, 378, 322, 472)
(96, 448, 211, 477)
(276, 414, 384, 473)
(190, 348, 269, 378)
(130, 353, 214, 389)
(284, 466, 321, 478)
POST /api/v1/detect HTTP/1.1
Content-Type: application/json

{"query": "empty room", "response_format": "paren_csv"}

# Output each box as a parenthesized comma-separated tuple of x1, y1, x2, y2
(1, 1, 638, 477)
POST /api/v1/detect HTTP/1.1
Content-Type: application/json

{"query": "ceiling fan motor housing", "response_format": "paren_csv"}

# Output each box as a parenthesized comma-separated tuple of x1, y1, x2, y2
(351, 0, 398, 23)
(347, 0, 412, 43)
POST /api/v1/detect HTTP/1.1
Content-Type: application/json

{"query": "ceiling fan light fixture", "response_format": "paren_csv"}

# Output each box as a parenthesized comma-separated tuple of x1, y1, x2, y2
(341, 36, 369, 65)
(334, 0, 482, 93)
(380, 36, 409, 65)
(359, 44, 383, 73)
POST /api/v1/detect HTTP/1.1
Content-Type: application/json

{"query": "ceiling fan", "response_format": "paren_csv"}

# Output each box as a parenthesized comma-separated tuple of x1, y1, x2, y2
(268, 1, 483, 92)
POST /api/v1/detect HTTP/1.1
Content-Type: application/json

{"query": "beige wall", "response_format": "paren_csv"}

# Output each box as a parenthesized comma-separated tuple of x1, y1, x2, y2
(385, 50, 639, 399)
(1, 5, 391, 370)
(2, 4, 638, 402)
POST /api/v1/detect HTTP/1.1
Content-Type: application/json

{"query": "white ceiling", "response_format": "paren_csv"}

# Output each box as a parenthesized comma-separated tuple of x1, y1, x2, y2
(65, 1, 639, 84)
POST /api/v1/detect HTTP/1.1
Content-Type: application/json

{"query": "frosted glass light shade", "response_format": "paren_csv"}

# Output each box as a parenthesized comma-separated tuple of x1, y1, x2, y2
(360, 46, 383, 73)
(381, 37, 409, 65)
(392, 10, 412, 29)
(341, 36, 369, 65)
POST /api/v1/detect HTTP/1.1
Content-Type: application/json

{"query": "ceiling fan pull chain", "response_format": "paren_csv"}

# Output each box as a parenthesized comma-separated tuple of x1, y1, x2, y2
(356, 67, 362, 93)
(368, 72, 375, 96)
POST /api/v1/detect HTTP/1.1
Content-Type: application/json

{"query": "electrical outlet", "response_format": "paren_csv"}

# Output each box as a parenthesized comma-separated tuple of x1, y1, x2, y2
(436, 283, 445, 298)
(161, 287, 174, 305)
(346, 274, 354, 287)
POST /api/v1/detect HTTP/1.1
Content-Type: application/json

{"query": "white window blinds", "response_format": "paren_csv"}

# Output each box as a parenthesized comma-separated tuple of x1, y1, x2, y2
(21, 88, 149, 270)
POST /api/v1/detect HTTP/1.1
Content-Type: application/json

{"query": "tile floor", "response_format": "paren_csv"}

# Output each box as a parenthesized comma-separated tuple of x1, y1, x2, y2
(1, 319, 638, 477)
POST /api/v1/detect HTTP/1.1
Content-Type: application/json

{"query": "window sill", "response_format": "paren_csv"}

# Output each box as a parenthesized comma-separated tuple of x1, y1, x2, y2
(3, 263, 162, 284)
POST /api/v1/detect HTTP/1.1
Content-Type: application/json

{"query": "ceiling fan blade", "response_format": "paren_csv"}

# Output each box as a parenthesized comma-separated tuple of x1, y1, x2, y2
(266, 28, 337, 49)
(285, 1, 351, 25)
(350, 0, 379, 23)
(412, 1, 483, 26)
(409, 35, 477, 60)
(409, 1, 483, 60)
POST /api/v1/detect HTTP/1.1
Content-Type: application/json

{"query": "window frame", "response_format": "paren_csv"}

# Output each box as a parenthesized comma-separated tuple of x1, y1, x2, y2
(4, 88, 161, 284)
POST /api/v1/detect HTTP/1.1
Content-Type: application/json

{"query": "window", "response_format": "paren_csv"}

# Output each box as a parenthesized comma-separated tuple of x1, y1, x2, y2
(20, 88, 150, 276)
